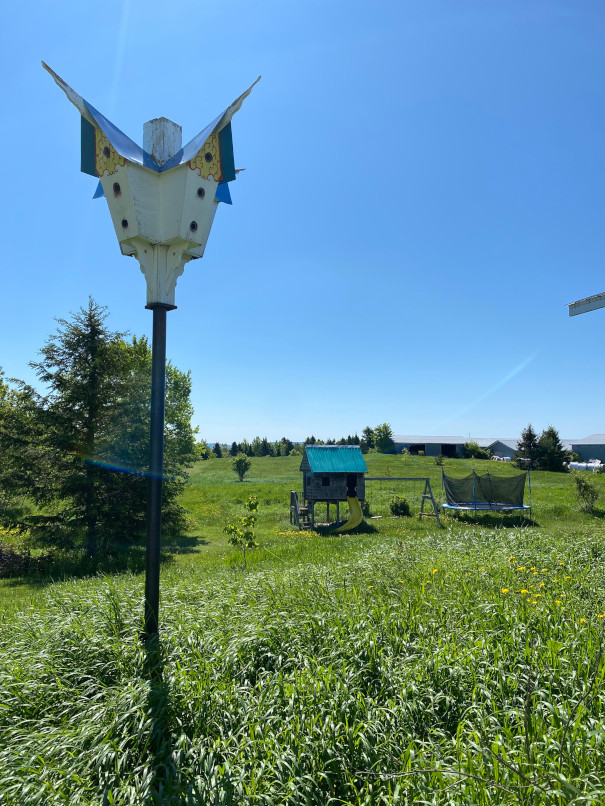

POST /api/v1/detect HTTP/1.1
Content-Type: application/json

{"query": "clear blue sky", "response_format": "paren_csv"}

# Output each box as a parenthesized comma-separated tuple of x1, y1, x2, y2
(1, 0, 604, 443)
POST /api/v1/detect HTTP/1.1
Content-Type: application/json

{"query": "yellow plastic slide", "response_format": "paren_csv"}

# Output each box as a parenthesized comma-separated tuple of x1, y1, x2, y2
(335, 497, 363, 533)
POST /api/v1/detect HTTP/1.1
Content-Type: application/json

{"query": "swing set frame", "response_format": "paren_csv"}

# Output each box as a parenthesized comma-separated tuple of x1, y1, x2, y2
(365, 477, 441, 525)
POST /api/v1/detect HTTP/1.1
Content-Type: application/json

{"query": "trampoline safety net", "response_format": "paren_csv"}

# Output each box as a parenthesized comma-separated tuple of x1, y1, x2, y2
(442, 471, 529, 510)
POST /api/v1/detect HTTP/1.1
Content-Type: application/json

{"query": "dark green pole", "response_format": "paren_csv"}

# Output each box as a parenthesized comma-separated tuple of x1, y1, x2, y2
(144, 303, 171, 637)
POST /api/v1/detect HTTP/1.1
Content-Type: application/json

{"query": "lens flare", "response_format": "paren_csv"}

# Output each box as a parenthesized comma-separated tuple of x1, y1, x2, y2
(81, 454, 171, 481)
(435, 351, 540, 430)
(108, 0, 132, 116)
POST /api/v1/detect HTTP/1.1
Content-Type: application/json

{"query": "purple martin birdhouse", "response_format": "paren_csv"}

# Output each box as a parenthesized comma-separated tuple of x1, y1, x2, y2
(43, 62, 259, 308)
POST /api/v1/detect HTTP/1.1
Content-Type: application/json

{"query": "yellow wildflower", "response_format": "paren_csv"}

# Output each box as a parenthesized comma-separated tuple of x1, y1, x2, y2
(502, 588, 509, 594)
(580, 618, 587, 624)
(520, 589, 529, 594)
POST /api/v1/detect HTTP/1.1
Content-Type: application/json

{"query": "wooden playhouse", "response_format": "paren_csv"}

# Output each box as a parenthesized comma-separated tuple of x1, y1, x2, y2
(291, 445, 368, 528)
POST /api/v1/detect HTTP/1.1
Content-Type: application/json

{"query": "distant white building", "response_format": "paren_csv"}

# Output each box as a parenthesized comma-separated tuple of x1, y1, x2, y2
(392, 434, 605, 462)
(392, 435, 518, 459)
(568, 435, 605, 463)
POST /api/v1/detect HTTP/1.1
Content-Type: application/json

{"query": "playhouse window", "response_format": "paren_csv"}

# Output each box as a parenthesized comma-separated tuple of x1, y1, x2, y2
(322, 476, 330, 487)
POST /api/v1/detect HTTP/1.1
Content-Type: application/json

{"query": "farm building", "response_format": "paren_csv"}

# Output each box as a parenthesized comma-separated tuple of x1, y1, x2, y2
(392, 435, 519, 459)
(388, 432, 605, 462)
(568, 435, 605, 463)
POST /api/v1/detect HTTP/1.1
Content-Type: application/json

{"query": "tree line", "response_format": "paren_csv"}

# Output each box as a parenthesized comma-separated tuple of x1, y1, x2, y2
(0, 299, 196, 556)
(201, 423, 396, 459)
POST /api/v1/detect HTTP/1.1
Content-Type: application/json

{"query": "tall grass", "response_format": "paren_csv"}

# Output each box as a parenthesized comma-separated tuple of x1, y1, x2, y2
(1, 456, 605, 803)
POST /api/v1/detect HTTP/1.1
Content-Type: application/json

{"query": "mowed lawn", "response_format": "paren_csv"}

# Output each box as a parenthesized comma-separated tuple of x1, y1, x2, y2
(1, 454, 605, 804)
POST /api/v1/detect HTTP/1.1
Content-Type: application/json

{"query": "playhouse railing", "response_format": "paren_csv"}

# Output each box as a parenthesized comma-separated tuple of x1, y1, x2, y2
(290, 490, 310, 530)
(290, 490, 300, 528)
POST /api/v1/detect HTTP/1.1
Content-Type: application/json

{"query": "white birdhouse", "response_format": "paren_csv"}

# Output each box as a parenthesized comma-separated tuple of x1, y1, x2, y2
(43, 63, 259, 308)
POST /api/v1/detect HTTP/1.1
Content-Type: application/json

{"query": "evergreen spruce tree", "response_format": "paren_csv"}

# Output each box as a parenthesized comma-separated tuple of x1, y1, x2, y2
(30, 299, 128, 555)
(230, 441, 239, 457)
(516, 423, 540, 469)
(213, 442, 223, 458)
(30, 301, 196, 554)
(537, 425, 567, 473)
(360, 426, 375, 453)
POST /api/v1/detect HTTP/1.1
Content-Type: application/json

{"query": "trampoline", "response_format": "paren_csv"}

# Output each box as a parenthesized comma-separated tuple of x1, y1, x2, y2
(441, 469, 532, 516)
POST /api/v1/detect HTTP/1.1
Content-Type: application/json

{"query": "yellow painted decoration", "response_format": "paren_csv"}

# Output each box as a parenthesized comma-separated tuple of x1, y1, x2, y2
(188, 134, 222, 181)
(95, 129, 126, 176)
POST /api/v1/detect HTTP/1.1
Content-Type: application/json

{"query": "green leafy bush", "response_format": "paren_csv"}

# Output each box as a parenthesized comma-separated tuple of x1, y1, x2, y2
(573, 472, 599, 513)
(390, 495, 411, 517)
(462, 441, 490, 459)
(0, 542, 31, 578)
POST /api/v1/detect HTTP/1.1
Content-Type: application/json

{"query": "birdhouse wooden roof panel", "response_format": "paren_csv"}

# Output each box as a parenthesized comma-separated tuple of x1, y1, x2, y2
(299, 445, 368, 474)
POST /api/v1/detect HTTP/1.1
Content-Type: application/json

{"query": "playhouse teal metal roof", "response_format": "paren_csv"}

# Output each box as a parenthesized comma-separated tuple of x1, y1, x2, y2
(300, 445, 368, 474)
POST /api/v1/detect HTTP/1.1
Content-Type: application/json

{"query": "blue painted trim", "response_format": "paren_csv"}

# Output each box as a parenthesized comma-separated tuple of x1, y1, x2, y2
(215, 183, 232, 205)
(162, 110, 225, 171)
(83, 99, 238, 178)
(80, 117, 97, 177)
(85, 100, 159, 170)
(218, 122, 235, 184)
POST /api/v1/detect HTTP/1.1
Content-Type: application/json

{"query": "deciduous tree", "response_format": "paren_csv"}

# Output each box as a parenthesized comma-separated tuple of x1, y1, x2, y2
(373, 423, 395, 453)
(232, 453, 252, 482)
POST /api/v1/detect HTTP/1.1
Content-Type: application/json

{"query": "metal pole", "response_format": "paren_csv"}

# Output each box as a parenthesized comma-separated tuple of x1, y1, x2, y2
(144, 304, 169, 637)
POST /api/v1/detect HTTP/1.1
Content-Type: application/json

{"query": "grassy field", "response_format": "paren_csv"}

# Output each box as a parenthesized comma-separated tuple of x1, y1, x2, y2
(1, 455, 605, 804)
